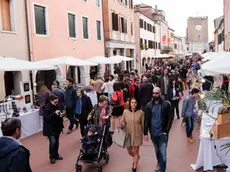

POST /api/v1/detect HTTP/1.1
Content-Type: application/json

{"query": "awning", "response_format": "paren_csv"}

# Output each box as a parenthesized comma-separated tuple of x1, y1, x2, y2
(109, 55, 133, 61)
(201, 52, 230, 74)
(87, 56, 122, 64)
(0, 57, 56, 71)
(35, 56, 98, 66)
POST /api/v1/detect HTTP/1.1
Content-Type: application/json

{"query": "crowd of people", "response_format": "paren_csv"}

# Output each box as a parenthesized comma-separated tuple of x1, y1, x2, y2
(1, 55, 216, 172)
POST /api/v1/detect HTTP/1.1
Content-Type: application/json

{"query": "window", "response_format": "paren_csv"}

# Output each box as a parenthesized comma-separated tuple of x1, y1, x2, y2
(34, 5, 47, 35)
(96, 0, 100, 7)
(68, 13, 76, 38)
(152, 26, 155, 33)
(144, 21, 147, 30)
(112, 12, 119, 31)
(130, 0, 133, 9)
(125, 0, 127, 6)
(96, 20, 102, 40)
(0, 0, 15, 31)
(131, 22, 133, 35)
(174, 44, 177, 49)
(82, 16, 89, 39)
(120, 17, 127, 33)
(140, 19, 143, 28)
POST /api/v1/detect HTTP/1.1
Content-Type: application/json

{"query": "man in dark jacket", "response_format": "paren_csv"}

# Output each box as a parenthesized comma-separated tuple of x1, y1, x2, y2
(75, 89, 93, 137)
(139, 77, 153, 109)
(144, 87, 173, 172)
(0, 118, 32, 172)
(65, 78, 77, 134)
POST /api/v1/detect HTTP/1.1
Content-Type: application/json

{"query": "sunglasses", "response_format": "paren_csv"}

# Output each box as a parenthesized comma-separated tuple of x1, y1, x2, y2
(153, 92, 160, 95)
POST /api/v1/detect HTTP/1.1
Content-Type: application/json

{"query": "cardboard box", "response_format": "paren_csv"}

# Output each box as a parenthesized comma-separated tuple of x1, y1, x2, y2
(213, 122, 230, 139)
(216, 113, 230, 124)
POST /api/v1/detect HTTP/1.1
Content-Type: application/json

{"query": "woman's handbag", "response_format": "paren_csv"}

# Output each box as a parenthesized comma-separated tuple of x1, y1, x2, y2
(113, 127, 130, 148)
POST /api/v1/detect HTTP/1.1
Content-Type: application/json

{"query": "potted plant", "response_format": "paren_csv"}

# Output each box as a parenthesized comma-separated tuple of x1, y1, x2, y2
(205, 89, 230, 124)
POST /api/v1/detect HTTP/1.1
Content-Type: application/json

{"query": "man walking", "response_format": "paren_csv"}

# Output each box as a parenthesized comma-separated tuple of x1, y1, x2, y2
(181, 88, 199, 143)
(144, 87, 173, 172)
(0, 118, 32, 172)
(139, 77, 154, 110)
(65, 77, 78, 134)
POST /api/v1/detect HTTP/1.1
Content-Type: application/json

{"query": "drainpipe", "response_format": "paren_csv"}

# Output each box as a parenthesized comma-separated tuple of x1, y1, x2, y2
(25, 0, 35, 104)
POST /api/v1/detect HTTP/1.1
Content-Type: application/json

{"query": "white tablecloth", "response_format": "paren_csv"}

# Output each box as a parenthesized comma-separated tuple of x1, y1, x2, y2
(191, 100, 230, 171)
(86, 91, 98, 106)
(191, 137, 230, 171)
(0, 109, 42, 139)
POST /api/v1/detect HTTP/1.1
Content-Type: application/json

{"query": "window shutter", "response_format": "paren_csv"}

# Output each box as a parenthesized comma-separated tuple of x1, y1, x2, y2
(115, 13, 119, 31)
(124, 19, 127, 33)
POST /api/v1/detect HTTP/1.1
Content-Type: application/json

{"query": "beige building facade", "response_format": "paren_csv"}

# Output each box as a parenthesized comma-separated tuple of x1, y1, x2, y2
(102, 0, 135, 73)
(0, 0, 30, 100)
(168, 28, 175, 53)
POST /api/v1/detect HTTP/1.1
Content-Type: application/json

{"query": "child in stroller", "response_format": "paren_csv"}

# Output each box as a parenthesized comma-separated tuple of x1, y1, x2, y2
(82, 126, 101, 154)
(76, 95, 112, 172)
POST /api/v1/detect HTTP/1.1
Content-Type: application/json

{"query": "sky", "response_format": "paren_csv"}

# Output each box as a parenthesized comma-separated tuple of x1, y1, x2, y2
(134, 0, 223, 41)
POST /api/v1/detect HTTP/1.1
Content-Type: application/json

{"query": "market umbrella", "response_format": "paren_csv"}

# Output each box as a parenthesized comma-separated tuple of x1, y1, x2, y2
(0, 57, 56, 71)
(87, 56, 122, 64)
(35, 56, 98, 66)
(201, 52, 230, 74)
(109, 55, 133, 61)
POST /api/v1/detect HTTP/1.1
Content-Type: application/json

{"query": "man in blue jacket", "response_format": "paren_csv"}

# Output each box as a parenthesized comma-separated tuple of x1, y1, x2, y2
(0, 118, 32, 172)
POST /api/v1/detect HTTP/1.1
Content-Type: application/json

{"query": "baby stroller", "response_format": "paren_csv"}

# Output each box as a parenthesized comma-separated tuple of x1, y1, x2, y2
(76, 120, 112, 172)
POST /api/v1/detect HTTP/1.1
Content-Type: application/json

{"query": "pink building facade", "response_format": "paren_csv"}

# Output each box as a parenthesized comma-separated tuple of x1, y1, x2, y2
(224, 0, 230, 51)
(27, 0, 105, 88)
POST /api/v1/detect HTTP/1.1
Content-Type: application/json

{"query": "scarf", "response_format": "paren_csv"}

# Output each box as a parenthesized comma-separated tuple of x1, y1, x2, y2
(99, 103, 107, 125)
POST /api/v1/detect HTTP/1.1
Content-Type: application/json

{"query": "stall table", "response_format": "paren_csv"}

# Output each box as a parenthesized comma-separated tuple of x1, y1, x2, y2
(191, 100, 230, 171)
(0, 109, 42, 139)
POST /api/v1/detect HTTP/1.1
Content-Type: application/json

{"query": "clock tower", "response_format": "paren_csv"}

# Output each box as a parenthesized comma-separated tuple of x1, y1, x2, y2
(186, 16, 209, 53)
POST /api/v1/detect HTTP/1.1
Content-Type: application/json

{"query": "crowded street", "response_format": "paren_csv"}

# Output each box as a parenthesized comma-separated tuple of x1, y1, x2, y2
(0, 0, 228, 172)
(22, 112, 201, 172)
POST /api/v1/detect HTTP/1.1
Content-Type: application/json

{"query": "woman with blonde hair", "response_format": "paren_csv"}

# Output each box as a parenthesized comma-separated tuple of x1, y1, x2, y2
(120, 98, 144, 172)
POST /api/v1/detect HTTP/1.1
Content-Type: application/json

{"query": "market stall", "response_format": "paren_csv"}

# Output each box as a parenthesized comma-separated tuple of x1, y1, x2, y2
(191, 100, 230, 171)
(0, 57, 56, 139)
(0, 109, 41, 139)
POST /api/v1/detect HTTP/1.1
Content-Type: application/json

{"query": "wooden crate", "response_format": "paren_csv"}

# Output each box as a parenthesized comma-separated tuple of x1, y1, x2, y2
(213, 122, 230, 139)
(216, 113, 230, 124)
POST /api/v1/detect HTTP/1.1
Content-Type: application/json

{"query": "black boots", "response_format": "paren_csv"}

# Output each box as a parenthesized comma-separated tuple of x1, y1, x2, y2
(132, 168, 136, 172)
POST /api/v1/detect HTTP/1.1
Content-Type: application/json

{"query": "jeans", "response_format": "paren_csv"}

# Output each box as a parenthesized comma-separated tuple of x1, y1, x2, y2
(151, 134, 168, 172)
(185, 116, 194, 137)
(76, 115, 87, 137)
(170, 99, 179, 119)
(66, 107, 78, 131)
(48, 134, 60, 159)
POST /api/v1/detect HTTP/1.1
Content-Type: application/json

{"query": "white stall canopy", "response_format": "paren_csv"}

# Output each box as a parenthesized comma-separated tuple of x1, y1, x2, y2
(201, 52, 230, 74)
(0, 57, 56, 71)
(87, 56, 122, 64)
(153, 54, 174, 59)
(202, 51, 227, 61)
(35, 56, 98, 66)
(109, 55, 133, 62)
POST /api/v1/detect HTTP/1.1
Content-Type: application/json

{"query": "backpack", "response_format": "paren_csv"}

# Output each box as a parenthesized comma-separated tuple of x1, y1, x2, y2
(110, 91, 121, 106)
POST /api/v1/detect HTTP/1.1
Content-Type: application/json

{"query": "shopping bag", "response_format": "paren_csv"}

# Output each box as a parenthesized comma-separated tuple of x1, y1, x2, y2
(113, 128, 130, 148)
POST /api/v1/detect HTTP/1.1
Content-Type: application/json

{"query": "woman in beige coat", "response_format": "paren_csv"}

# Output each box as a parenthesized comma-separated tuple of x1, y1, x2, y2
(120, 98, 144, 172)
